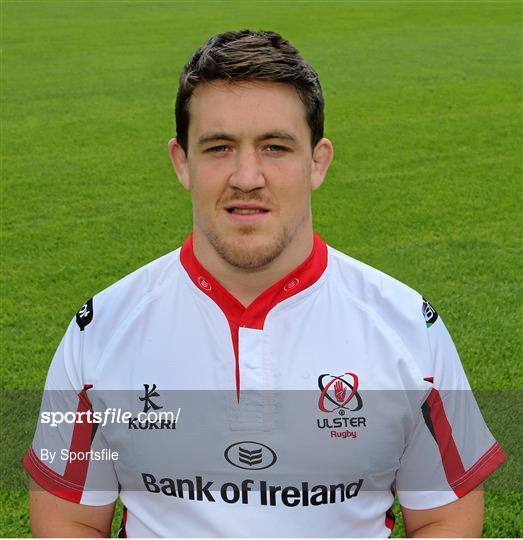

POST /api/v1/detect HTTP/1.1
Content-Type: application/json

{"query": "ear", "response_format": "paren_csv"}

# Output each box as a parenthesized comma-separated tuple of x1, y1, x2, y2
(168, 138, 191, 190)
(310, 138, 334, 191)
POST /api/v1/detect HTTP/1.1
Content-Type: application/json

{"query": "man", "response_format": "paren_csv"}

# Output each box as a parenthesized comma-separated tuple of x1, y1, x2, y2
(25, 30, 505, 537)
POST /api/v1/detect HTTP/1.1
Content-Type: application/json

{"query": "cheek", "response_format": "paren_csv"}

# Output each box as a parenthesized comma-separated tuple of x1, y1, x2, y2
(269, 163, 311, 208)
(189, 163, 226, 203)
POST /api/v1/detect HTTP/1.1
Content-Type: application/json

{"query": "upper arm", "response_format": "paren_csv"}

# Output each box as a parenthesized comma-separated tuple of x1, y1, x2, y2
(396, 304, 506, 510)
(24, 303, 118, 516)
(401, 488, 484, 537)
(395, 300, 505, 536)
(29, 479, 116, 537)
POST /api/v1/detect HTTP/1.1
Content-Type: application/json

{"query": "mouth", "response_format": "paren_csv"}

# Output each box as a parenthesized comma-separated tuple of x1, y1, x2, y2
(225, 204, 269, 215)
(223, 204, 270, 224)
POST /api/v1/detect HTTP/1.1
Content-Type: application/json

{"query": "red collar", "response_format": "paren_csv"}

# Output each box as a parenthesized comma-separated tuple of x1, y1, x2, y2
(180, 232, 328, 330)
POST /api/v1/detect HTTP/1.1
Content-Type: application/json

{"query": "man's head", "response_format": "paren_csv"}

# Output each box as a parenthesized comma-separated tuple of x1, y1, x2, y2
(175, 30, 324, 154)
(169, 30, 333, 271)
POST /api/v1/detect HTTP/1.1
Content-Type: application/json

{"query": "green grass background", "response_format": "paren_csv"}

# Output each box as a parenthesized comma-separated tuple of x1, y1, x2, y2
(1, 0, 521, 536)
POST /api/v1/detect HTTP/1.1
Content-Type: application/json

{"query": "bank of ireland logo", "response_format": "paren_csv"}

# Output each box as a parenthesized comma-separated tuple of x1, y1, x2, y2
(224, 441, 277, 470)
(317, 372, 363, 413)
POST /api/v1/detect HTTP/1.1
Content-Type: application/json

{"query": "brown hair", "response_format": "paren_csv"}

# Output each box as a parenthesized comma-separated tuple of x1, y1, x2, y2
(175, 30, 324, 152)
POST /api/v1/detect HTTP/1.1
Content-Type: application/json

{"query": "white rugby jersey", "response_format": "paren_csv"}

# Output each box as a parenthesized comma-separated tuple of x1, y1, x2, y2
(24, 233, 506, 537)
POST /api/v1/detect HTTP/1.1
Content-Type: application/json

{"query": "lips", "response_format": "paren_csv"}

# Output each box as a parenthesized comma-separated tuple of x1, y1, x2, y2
(227, 208, 268, 215)
(223, 203, 270, 224)
(225, 204, 269, 215)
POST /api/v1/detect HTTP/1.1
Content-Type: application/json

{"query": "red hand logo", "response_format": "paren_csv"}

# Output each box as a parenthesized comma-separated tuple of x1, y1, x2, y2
(334, 380, 346, 403)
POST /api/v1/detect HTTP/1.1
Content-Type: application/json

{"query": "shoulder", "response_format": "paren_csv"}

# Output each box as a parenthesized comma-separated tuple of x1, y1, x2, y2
(326, 244, 430, 327)
(77, 249, 181, 333)
(68, 249, 182, 378)
(326, 244, 439, 377)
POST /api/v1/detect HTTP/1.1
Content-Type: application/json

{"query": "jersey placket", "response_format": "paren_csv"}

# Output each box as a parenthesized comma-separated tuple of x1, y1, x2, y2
(179, 233, 329, 424)
(229, 325, 274, 431)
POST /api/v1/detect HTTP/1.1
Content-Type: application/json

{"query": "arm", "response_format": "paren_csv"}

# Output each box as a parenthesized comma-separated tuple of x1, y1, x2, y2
(397, 301, 505, 536)
(29, 479, 116, 538)
(401, 489, 484, 538)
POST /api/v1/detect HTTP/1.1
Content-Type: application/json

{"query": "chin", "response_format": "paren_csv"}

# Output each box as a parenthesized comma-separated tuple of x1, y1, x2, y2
(210, 229, 290, 270)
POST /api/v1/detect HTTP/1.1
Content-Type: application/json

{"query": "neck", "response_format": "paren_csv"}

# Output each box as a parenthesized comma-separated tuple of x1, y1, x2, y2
(192, 225, 314, 307)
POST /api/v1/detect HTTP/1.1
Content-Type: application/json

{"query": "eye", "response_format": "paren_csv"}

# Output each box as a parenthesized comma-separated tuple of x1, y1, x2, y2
(205, 145, 230, 153)
(265, 144, 289, 153)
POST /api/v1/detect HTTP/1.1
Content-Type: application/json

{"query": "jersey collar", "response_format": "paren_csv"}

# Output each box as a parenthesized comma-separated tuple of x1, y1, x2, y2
(180, 232, 328, 330)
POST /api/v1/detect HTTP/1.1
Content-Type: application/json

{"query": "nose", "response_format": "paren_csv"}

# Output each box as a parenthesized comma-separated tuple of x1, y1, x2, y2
(228, 148, 266, 191)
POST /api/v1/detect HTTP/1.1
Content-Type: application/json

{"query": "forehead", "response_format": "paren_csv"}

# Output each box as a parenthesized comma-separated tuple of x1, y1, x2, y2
(187, 81, 309, 140)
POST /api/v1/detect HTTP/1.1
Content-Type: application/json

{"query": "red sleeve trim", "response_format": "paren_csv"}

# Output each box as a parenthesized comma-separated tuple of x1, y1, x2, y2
(450, 441, 507, 498)
(424, 388, 466, 486)
(23, 447, 84, 503)
(423, 388, 507, 498)
(23, 384, 96, 504)
(63, 384, 95, 487)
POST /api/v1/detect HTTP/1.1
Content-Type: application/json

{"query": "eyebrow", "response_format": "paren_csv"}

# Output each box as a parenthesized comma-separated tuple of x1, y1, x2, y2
(197, 131, 298, 146)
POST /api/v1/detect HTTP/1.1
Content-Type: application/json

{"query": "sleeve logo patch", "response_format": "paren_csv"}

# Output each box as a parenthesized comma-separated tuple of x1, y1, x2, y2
(422, 298, 438, 328)
(76, 298, 94, 331)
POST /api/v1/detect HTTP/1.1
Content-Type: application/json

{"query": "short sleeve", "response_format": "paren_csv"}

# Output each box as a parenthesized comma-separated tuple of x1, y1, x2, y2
(396, 301, 506, 510)
(23, 300, 119, 506)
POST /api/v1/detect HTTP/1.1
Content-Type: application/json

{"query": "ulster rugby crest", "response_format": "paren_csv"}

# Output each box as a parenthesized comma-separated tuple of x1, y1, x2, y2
(317, 372, 363, 412)
(316, 372, 366, 439)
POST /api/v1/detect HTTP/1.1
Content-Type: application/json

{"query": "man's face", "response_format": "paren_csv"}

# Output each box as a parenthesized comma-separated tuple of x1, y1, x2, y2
(171, 81, 331, 270)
